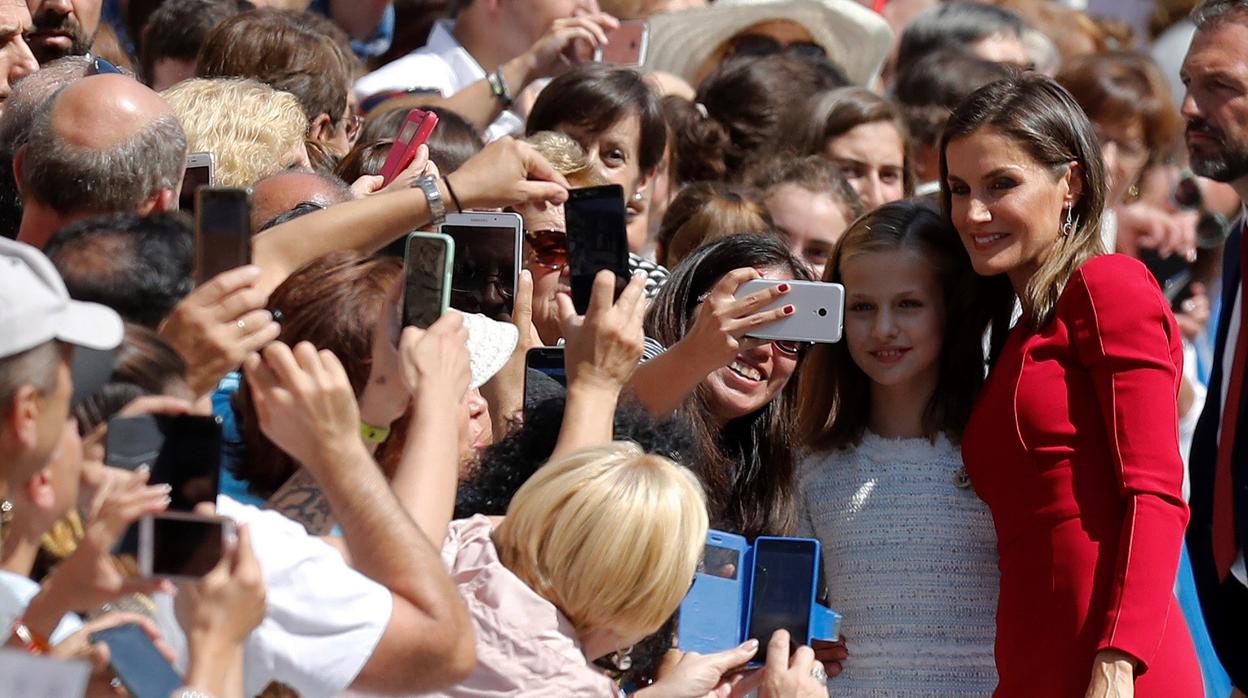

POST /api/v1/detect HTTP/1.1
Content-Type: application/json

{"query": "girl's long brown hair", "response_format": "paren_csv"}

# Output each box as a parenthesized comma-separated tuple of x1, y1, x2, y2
(797, 200, 990, 451)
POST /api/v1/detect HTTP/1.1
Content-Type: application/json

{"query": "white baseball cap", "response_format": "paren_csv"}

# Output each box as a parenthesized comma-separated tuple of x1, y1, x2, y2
(0, 237, 124, 360)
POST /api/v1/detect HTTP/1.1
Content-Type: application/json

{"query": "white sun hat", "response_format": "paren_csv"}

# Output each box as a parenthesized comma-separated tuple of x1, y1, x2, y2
(643, 0, 894, 87)
(459, 312, 519, 390)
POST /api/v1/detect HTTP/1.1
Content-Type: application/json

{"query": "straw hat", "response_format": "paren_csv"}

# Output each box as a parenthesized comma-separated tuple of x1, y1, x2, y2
(643, 0, 894, 87)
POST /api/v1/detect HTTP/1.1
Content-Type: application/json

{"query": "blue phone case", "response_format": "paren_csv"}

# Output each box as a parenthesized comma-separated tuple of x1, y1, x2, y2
(89, 623, 183, 698)
(678, 530, 750, 655)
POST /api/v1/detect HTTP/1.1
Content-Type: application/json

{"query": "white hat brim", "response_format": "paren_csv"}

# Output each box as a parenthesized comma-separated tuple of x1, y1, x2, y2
(460, 312, 519, 391)
(643, 0, 894, 87)
(57, 299, 125, 352)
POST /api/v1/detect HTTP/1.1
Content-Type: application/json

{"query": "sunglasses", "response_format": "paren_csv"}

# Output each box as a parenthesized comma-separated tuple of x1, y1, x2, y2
(773, 339, 809, 357)
(525, 228, 568, 270)
(86, 53, 122, 76)
(726, 34, 827, 59)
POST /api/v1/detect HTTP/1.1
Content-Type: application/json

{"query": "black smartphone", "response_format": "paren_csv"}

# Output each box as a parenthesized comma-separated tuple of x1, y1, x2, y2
(194, 187, 252, 286)
(105, 414, 223, 511)
(1139, 248, 1194, 311)
(403, 232, 454, 329)
(179, 152, 213, 213)
(564, 184, 630, 314)
(525, 347, 567, 387)
(745, 538, 819, 662)
(139, 512, 235, 581)
(89, 623, 184, 698)
(439, 212, 523, 321)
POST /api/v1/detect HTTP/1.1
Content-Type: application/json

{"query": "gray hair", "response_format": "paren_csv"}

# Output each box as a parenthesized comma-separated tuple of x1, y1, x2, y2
(20, 101, 187, 215)
(0, 341, 61, 416)
(1192, 0, 1248, 27)
(0, 56, 92, 161)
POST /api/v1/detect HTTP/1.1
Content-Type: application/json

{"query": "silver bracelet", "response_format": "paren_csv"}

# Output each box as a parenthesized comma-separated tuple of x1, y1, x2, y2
(169, 688, 215, 698)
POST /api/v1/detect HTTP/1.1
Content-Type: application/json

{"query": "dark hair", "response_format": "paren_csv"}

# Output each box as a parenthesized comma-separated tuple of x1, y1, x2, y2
(335, 139, 392, 183)
(780, 87, 916, 196)
(233, 252, 401, 497)
(456, 396, 692, 518)
(669, 54, 849, 183)
(655, 182, 775, 268)
(891, 49, 1016, 150)
(422, 106, 483, 173)
(1192, 0, 1248, 27)
(746, 155, 867, 222)
(797, 200, 987, 450)
(1056, 51, 1179, 167)
(896, 2, 1027, 75)
(139, 0, 254, 85)
(73, 324, 191, 433)
(940, 75, 1106, 334)
(526, 64, 667, 176)
(644, 234, 813, 538)
(304, 138, 342, 177)
(44, 212, 194, 328)
(197, 8, 352, 128)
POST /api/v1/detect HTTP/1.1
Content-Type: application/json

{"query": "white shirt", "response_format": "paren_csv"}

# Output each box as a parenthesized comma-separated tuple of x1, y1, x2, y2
(196, 496, 394, 698)
(354, 21, 524, 143)
(0, 570, 83, 645)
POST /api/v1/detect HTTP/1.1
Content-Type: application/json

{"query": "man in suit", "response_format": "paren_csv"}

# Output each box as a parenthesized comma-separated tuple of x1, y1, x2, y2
(1183, 1, 1248, 694)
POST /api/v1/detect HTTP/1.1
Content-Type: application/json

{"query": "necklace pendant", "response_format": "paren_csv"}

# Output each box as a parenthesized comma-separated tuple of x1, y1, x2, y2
(954, 466, 973, 490)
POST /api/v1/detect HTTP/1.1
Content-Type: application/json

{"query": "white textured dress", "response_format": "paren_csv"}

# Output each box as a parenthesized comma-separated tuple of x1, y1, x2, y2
(794, 432, 999, 697)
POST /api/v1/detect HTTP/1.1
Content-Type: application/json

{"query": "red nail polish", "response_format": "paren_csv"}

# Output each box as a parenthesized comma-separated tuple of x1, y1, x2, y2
(784, 305, 795, 315)
(778, 283, 790, 293)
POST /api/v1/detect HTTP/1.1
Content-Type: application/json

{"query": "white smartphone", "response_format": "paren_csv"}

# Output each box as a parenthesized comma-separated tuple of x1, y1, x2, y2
(439, 211, 523, 322)
(138, 511, 236, 582)
(180, 151, 214, 213)
(594, 19, 649, 66)
(735, 279, 844, 344)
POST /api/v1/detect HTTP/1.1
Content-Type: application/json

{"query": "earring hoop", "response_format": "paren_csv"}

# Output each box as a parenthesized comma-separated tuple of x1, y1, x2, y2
(1061, 205, 1074, 237)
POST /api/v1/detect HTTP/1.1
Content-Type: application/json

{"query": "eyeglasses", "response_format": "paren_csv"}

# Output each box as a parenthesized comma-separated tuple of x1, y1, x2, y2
(525, 228, 568, 270)
(726, 34, 827, 59)
(772, 339, 810, 357)
(1173, 170, 1233, 248)
(86, 53, 122, 76)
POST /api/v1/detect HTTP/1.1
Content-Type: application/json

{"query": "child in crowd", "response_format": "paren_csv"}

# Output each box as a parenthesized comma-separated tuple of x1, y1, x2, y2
(794, 200, 999, 695)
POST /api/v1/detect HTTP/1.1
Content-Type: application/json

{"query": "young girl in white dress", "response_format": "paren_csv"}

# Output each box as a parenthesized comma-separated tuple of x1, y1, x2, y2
(794, 200, 999, 696)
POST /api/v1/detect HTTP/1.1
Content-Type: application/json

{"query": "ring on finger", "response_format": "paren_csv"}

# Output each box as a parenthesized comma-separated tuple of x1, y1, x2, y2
(811, 664, 828, 682)
(237, 319, 247, 331)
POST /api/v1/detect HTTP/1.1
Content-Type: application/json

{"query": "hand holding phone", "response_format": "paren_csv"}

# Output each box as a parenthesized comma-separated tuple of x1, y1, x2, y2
(594, 19, 649, 65)
(403, 232, 454, 329)
(380, 109, 439, 186)
(89, 623, 183, 698)
(139, 512, 236, 581)
(734, 280, 844, 344)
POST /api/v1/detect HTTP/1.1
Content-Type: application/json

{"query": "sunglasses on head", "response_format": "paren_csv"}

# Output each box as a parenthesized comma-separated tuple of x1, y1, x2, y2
(726, 34, 827, 59)
(524, 228, 568, 270)
(86, 53, 122, 76)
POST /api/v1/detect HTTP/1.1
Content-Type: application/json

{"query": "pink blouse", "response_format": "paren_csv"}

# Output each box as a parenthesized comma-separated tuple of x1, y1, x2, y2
(424, 515, 623, 698)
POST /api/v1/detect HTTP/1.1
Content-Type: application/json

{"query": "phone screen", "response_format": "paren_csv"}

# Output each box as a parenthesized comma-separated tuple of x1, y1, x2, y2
(179, 163, 211, 213)
(403, 234, 452, 329)
(699, 543, 741, 580)
(194, 187, 252, 285)
(565, 185, 629, 314)
(747, 539, 817, 649)
(525, 348, 567, 387)
(442, 223, 519, 321)
(89, 623, 183, 698)
(148, 515, 228, 578)
(105, 414, 222, 511)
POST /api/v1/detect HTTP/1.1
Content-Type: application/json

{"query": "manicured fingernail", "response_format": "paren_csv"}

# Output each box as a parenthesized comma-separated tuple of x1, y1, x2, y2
(778, 283, 790, 293)
(157, 483, 173, 493)
(784, 305, 795, 315)
(744, 639, 759, 649)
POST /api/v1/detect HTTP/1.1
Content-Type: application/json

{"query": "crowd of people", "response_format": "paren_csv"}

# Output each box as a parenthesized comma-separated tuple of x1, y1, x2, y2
(0, 0, 1245, 695)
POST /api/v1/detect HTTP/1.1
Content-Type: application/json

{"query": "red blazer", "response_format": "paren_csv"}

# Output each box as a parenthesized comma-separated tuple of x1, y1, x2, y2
(963, 255, 1202, 696)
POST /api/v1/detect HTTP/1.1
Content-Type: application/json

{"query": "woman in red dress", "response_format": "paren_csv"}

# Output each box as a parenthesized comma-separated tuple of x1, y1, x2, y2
(940, 75, 1203, 696)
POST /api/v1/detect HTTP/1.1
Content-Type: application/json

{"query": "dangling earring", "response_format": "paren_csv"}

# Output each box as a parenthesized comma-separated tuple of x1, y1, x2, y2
(1061, 205, 1074, 237)
(0, 499, 12, 542)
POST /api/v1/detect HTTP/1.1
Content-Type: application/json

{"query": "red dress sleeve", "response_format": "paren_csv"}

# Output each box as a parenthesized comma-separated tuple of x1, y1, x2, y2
(1067, 255, 1190, 673)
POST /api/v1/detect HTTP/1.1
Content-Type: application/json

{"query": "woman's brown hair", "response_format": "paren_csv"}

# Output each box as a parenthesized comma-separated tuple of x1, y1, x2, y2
(940, 75, 1107, 336)
(1057, 51, 1179, 167)
(233, 252, 401, 497)
(655, 182, 775, 268)
(796, 200, 988, 450)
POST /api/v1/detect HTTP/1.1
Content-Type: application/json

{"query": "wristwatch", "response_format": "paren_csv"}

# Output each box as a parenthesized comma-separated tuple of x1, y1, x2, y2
(413, 175, 446, 226)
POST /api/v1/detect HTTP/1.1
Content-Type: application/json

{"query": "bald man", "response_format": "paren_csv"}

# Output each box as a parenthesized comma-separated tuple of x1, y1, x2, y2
(250, 168, 353, 232)
(0, 0, 38, 111)
(15, 73, 187, 248)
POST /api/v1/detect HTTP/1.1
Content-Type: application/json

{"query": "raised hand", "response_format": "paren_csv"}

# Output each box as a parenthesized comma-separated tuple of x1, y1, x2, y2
(556, 270, 648, 394)
(448, 137, 570, 210)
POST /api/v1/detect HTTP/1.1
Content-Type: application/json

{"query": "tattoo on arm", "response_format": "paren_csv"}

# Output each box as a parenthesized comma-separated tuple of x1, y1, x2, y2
(266, 469, 335, 535)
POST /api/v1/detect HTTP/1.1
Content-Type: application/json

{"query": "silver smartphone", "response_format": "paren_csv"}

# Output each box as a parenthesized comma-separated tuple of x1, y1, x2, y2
(735, 279, 845, 344)
(439, 211, 523, 321)
(138, 512, 236, 582)
(180, 152, 214, 213)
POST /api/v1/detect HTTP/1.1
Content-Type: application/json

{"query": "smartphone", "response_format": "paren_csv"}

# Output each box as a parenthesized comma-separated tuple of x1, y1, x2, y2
(139, 511, 235, 581)
(179, 152, 213, 213)
(735, 279, 845, 344)
(1138, 248, 1193, 310)
(105, 414, 223, 512)
(679, 530, 750, 656)
(525, 347, 567, 387)
(193, 187, 252, 286)
(565, 185, 630, 314)
(403, 232, 454, 329)
(89, 623, 183, 698)
(379, 108, 439, 186)
(440, 211, 523, 321)
(744, 537, 820, 664)
(594, 19, 649, 66)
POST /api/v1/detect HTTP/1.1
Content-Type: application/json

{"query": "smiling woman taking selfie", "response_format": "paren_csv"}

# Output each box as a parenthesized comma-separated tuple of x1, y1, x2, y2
(940, 75, 1202, 697)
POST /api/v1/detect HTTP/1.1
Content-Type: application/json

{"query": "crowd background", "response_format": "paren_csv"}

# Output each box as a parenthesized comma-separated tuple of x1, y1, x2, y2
(0, 0, 1245, 695)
